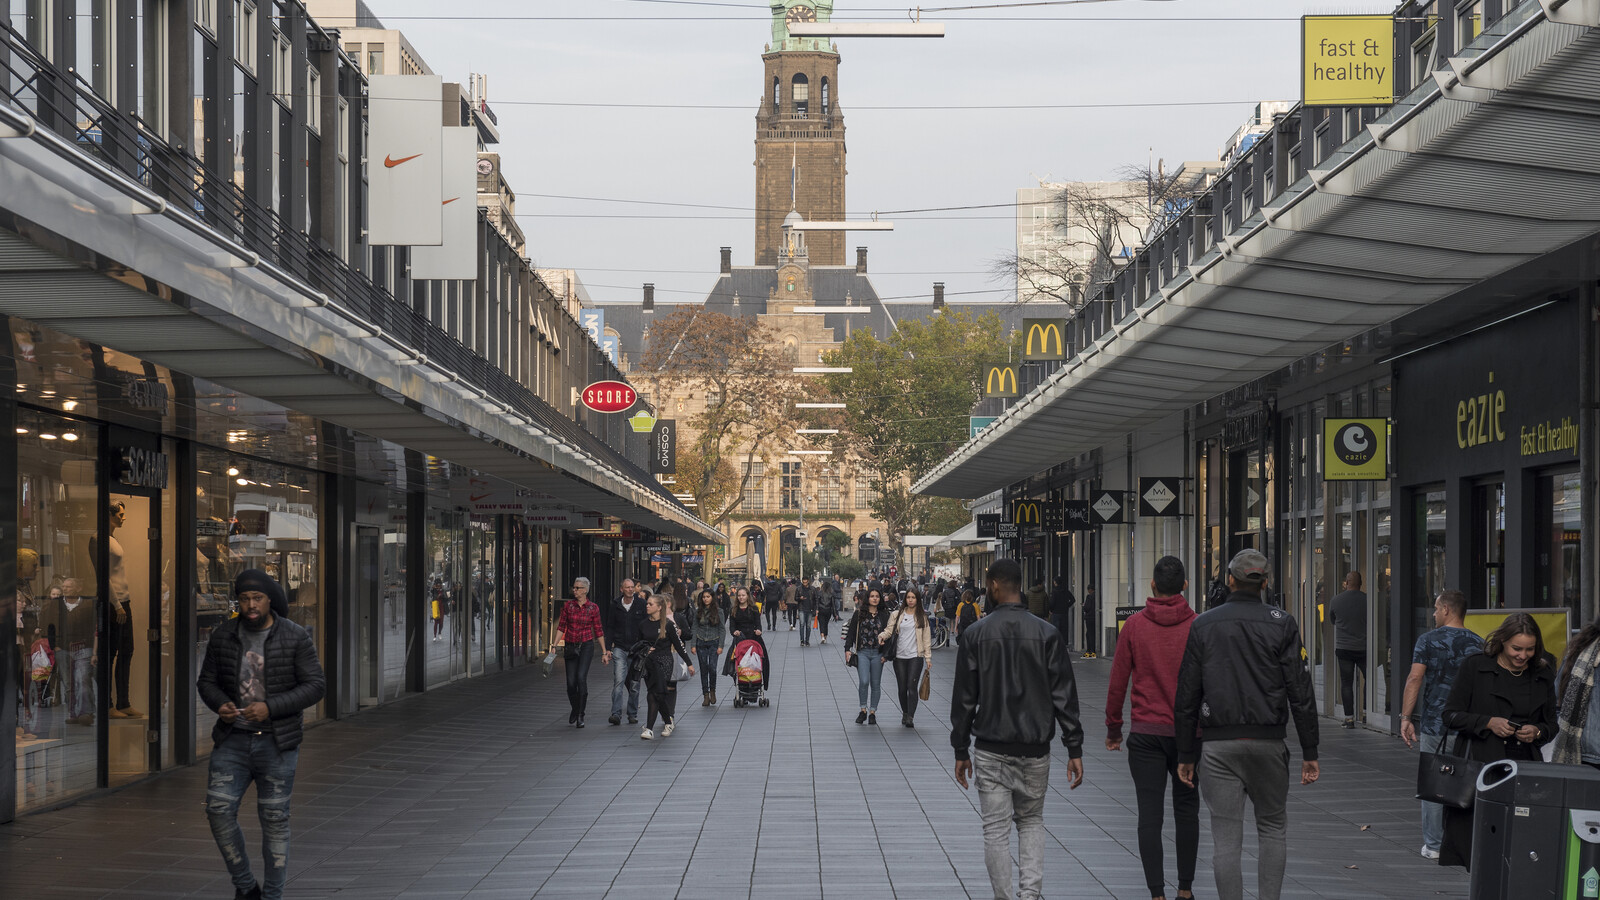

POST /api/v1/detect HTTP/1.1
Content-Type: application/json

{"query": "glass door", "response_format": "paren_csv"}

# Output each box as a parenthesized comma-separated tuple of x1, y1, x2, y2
(357, 524, 381, 708)
(1472, 481, 1506, 609)
(104, 492, 154, 785)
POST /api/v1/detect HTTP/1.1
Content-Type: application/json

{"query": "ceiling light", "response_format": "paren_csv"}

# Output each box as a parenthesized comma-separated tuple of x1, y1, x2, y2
(15, 427, 28, 434)
(40, 389, 55, 396)
(227, 466, 240, 477)
(795, 402, 845, 409)
(62, 432, 79, 441)
(61, 400, 78, 411)
(237, 477, 249, 486)
(38, 433, 57, 440)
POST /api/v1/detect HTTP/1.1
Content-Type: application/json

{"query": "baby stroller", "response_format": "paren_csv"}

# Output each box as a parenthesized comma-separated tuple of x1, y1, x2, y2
(729, 638, 769, 708)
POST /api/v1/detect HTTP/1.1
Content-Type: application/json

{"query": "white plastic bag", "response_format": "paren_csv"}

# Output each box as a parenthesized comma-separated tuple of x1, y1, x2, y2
(740, 647, 763, 672)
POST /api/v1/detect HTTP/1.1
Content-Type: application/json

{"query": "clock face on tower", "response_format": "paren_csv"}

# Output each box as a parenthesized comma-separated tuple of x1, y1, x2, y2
(787, 4, 817, 24)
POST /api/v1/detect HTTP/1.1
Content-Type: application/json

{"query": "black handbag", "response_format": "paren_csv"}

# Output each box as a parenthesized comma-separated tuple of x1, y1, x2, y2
(880, 612, 899, 662)
(1416, 733, 1484, 810)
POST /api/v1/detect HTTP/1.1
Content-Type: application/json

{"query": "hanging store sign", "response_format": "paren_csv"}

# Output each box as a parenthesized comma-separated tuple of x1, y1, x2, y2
(1138, 477, 1182, 517)
(975, 513, 1000, 539)
(580, 309, 605, 346)
(1092, 491, 1127, 525)
(523, 509, 573, 526)
(983, 365, 1019, 399)
(1022, 319, 1067, 361)
(1011, 499, 1044, 528)
(650, 419, 677, 475)
(996, 522, 1020, 539)
(410, 126, 479, 281)
(969, 416, 997, 439)
(117, 447, 169, 489)
(1302, 16, 1394, 107)
(629, 411, 658, 433)
(367, 75, 444, 246)
(1061, 500, 1094, 531)
(581, 380, 637, 413)
(1324, 418, 1389, 481)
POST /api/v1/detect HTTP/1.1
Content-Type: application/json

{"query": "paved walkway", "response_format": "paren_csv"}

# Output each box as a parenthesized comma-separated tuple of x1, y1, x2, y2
(3, 618, 1470, 899)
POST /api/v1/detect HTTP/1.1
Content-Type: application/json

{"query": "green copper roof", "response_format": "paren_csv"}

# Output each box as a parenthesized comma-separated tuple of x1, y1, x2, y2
(770, 0, 837, 54)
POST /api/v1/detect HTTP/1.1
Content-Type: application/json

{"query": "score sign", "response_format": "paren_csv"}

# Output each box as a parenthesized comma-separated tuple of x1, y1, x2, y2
(581, 380, 637, 413)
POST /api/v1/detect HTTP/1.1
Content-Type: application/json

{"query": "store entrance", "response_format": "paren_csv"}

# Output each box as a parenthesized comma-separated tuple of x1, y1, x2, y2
(357, 524, 382, 708)
(104, 492, 168, 785)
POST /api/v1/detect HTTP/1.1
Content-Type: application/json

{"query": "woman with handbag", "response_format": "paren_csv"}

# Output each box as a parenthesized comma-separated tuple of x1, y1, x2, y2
(844, 589, 892, 725)
(1438, 612, 1557, 869)
(551, 577, 609, 728)
(879, 585, 933, 728)
(688, 589, 725, 707)
(723, 587, 768, 689)
(634, 593, 693, 741)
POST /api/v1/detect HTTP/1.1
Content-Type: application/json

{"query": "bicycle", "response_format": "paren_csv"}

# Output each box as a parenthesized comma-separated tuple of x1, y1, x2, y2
(930, 615, 950, 650)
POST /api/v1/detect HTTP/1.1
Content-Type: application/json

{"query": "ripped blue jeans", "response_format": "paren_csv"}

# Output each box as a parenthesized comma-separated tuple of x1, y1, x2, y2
(206, 730, 299, 900)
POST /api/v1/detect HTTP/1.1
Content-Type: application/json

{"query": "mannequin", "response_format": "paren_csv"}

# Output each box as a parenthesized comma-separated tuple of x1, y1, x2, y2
(16, 548, 39, 738)
(100, 501, 142, 718)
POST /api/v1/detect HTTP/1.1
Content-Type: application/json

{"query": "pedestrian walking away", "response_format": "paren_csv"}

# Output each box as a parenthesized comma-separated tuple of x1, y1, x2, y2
(603, 577, 649, 726)
(631, 593, 693, 740)
(951, 557, 1084, 900)
(723, 587, 769, 691)
(880, 586, 932, 727)
(1106, 555, 1198, 900)
(1438, 612, 1556, 870)
(1398, 589, 1482, 860)
(1174, 549, 1318, 900)
(797, 575, 819, 645)
(783, 577, 800, 630)
(762, 578, 780, 630)
(815, 577, 836, 643)
(1049, 576, 1075, 647)
(553, 577, 610, 728)
(844, 588, 891, 725)
(197, 569, 326, 900)
(688, 588, 725, 706)
(1329, 570, 1368, 727)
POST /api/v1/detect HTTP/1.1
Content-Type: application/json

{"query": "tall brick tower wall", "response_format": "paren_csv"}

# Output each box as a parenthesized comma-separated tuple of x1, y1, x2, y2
(755, 47, 846, 267)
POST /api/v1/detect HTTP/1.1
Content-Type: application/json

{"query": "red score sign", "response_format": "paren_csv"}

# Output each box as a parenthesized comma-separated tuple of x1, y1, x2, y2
(581, 381, 637, 413)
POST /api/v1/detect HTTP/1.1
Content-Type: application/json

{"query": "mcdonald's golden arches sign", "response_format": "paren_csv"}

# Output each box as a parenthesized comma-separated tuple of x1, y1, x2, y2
(1011, 500, 1043, 526)
(1022, 319, 1067, 361)
(984, 365, 1019, 399)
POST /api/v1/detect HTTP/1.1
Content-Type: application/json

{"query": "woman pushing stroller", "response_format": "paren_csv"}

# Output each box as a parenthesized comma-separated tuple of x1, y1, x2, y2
(722, 587, 770, 697)
(628, 593, 693, 740)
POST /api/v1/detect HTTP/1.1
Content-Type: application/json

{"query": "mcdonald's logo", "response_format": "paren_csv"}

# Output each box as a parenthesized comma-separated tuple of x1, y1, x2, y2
(1023, 319, 1066, 361)
(1013, 501, 1042, 525)
(984, 365, 1019, 398)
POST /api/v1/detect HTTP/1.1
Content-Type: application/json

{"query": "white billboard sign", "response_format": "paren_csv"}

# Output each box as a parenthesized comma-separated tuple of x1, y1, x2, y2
(410, 126, 479, 280)
(367, 75, 443, 246)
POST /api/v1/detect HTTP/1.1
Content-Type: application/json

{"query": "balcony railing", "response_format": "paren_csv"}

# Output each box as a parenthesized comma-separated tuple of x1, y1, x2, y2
(0, 22, 686, 515)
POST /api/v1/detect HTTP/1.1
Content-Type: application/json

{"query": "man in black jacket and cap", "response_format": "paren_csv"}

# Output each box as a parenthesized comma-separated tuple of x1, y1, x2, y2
(198, 569, 325, 900)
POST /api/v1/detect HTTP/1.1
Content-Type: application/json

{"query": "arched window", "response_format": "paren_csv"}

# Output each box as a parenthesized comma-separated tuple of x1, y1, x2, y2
(821, 77, 830, 115)
(773, 76, 780, 112)
(791, 72, 809, 118)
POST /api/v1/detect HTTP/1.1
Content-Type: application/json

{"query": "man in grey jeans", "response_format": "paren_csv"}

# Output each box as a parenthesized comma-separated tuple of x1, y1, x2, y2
(951, 557, 1084, 900)
(1174, 549, 1320, 900)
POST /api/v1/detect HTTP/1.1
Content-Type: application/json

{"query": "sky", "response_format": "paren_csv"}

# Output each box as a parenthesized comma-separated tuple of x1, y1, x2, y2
(355, 0, 1389, 310)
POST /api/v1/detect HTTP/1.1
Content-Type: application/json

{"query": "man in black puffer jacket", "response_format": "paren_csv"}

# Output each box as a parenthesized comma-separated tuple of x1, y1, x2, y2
(198, 569, 325, 900)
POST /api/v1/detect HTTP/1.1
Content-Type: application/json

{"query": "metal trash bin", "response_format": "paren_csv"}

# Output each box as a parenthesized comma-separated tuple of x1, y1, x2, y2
(1469, 759, 1600, 900)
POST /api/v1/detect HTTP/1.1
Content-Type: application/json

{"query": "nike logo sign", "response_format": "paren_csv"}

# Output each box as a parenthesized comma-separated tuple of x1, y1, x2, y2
(383, 153, 422, 168)
(443, 198, 459, 205)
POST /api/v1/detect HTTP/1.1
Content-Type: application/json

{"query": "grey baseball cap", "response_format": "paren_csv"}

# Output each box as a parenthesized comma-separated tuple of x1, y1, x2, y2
(1228, 549, 1270, 584)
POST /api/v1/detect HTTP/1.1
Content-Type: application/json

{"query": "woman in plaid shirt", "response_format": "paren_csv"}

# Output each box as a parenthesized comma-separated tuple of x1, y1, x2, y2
(553, 577, 609, 728)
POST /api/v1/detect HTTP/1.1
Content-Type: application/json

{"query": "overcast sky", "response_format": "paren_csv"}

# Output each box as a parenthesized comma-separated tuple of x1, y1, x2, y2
(358, 0, 1387, 309)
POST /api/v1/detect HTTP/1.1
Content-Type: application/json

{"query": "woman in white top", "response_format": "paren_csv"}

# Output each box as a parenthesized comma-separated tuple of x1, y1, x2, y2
(879, 585, 933, 727)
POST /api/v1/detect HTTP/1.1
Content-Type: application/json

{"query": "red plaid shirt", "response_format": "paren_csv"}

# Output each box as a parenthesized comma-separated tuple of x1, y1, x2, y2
(557, 598, 604, 646)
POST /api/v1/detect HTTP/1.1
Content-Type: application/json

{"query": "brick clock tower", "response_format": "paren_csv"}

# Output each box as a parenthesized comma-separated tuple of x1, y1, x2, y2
(755, 1, 846, 267)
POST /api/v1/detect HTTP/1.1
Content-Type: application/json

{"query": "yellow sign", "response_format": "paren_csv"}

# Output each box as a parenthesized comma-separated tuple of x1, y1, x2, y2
(1013, 500, 1041, 525)
(1463, 608, 1573, 666)
(1023, 319, 1066, 361)
(1324, 418, 1388, 481)
(984, 365, 1019, 399)
(628, 411, 658, 433)
(1302, 16, 1394, 107)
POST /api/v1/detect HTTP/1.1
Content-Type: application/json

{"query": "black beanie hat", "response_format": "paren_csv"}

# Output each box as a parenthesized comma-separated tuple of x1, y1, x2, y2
(234, 568, 289, 618)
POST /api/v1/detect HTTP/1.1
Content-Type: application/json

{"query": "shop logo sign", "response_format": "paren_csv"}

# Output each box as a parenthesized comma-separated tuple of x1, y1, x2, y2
(581, 380, 637, 413)
(1062, 501, 1093, 531)
(1092, 491, 1127, 525)
(1139, 477, 1180, 517)
(1325, 418, 1388, 481)
(984, 365, 1019, 399)
(650, 419, 677, 475)
(1022, 319, 1067, 361)
(1012, 500, 1042, 525)
(117, 447, 169, 489)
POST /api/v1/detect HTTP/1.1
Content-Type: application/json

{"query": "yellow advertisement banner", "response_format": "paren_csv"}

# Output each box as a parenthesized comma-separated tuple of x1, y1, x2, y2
(1463, 609, 1573, 666)
(1302, 15, 1394, 107)
(1324, 418, 1389, 481)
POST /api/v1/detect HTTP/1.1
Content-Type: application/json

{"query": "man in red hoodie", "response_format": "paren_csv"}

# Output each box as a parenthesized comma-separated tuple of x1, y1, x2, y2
(1106, 555, 1198, 900)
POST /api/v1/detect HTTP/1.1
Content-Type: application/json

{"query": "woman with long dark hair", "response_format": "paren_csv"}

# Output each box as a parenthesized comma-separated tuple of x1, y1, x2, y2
(879, 585, 932, 727)
(722, 587, 768, 692)
(844, 589, 891, 725)
(634, 594, 693, 740)
(1439, 612, 1557, 869)
(1552, 614, 1600, 767)
(688, 588, 725, 707)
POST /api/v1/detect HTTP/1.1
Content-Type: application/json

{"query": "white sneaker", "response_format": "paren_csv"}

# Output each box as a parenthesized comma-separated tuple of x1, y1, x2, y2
(640, 727, 654, 740)
(1421, 847, 1440, 860)
(662, 723, 675, 737)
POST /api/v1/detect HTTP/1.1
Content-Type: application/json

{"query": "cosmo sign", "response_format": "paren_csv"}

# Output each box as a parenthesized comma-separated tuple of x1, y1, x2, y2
(581, 381, 637, 413)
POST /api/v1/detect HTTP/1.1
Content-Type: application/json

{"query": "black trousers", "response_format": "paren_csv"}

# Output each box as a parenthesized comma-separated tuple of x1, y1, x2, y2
(109, 601, 135, 709)
(564, 640, 594, 714)
(765, 602, 778, 628)
(816, 612, 832, 638)
(892, 657, 924, 720)
(1336, 649, 1366, 718)
(1126, 733, 1199, 895)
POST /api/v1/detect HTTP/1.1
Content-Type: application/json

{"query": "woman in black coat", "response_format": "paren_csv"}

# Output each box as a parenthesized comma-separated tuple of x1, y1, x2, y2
(1438, 612, 1557, 870)
(722, 587, 767, 690)
(632, 593, 693, 740)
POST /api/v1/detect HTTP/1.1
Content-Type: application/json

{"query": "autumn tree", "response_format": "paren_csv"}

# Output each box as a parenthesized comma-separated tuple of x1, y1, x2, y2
(638, 305, 804, 529)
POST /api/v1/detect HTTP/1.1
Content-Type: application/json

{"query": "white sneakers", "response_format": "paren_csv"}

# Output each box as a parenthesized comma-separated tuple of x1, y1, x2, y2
(640, 727, 654, 740)
(1421, 847, 1440, 860)
(662, 723, 675, 737)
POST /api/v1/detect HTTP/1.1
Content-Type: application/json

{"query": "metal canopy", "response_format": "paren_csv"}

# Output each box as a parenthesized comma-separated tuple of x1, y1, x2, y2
(0, 128, 720, 542)
(916, 9, 1600, 499)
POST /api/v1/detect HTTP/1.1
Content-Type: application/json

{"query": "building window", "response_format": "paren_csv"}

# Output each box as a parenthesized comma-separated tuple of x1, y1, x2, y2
(235, 0, 255, 73)
(1411, 30, 1437, 87)
(816, 473, 840, 511)
(1456, 0, 1482, 44)
(194, 0, 215, 33)
(306, 63, 319, 132)
(742, 460, 765, 512)
(780, 461, 801, 510)
(75, 0, 117, 102)
(791, 72, 808, 118)
(772, 75, 779, 112)
(137, 0, 169, 135)
(820, 76, 829, 115)
(272, 33, 290, 102)
(855, 470, 877, 509)
(705, 389, 723, 409)
(1537, 471, 1581, 612)
(367, 46, 383, 75)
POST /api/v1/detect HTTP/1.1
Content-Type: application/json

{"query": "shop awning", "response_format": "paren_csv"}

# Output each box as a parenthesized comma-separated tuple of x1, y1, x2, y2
(0, 108, 720, 543)
(944, 521, 985, 547)
(916, 4, 1600, 499)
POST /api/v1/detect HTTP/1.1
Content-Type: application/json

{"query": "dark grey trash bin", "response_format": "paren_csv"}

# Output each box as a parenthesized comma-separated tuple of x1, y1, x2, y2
(1469, 759, 1600, 900)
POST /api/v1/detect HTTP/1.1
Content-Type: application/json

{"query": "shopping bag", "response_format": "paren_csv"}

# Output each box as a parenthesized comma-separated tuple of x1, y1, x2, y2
(918, 666, 931, 701)
(1416, 734, 1482, 810)
(672, 654, 693, 682)
(741, 647, 763, 671)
